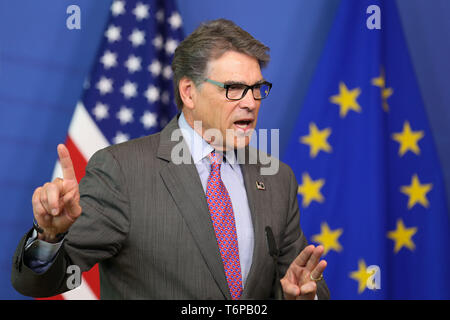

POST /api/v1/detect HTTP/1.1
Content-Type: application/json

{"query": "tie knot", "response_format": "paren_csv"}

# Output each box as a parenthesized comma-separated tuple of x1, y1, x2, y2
(209, 151, 222, 166)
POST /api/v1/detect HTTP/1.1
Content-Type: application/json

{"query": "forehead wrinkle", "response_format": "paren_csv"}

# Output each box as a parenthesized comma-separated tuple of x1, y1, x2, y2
(207, 51, 262, 82)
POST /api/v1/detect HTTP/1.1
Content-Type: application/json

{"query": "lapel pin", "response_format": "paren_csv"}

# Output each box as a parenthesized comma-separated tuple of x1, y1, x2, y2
(256, 181, 265, 190)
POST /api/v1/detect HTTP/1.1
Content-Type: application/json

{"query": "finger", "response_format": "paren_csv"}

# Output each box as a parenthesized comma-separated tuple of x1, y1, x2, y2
(62, 188, 82, 221)
(62, 178, 78, 195)
(32, 187, 47, 218)
(310, 260, 327, 281)
(280, 278, 300, 297)
(305, 245, 324, 272)
(293, 245, 315, 267)
(300, 281, 316, 296)
(52, 177, 66, 195)
(45, 182, 63, 216)
(39, 183, 52, 214)
(53, 177, 63, 186)
(57, 144, 77, 181)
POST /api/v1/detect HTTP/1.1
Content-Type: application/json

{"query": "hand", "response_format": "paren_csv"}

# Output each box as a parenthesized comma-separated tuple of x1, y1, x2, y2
(280, 245, 327, 300)
(32, 144, 82, 242)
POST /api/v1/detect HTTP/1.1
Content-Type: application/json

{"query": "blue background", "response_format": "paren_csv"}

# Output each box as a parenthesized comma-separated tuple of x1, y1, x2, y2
(0, 0, 448, 299)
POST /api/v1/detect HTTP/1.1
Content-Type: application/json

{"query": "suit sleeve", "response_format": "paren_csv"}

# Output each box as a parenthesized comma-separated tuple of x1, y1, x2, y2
(276, 165, 330, 300)
(11, 148, 130, 298)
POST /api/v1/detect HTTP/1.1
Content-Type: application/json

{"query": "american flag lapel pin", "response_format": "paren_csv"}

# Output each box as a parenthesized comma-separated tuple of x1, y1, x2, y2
(256, 181, 265, 190)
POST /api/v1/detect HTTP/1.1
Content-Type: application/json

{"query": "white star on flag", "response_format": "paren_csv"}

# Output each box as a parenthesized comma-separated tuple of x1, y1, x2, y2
(100, 50, 118, 69)
(163, 65, 172, 79)
(133, 2, 150, 21)
(144, 85, 160, 103)
(105, 25, 122, 43)
(152, 35, 163, 50)
(120, 81, 138, 99)
(111, 0, 125, 16)
(148, 60, 162, 77)
(165, 38, 178, 55)
(161, 91, 170, 104)
(96, 76, 113, 95)
(92, 102, 109, 121)
(116, 106, 134, 125)
(113, 131, 130, 144)
(129, 29, 146, 47)
(168, 12, 182, 30)
(124, 55, 142, 73)
(141, 111, 158, 129)
(156, 9, 164, 23)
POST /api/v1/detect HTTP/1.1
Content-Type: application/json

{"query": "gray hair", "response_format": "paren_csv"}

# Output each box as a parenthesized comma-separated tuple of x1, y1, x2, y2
(172, 18, 270, 110)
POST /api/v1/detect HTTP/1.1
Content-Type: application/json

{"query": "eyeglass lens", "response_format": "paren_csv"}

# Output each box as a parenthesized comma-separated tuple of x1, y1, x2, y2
(227, 83, 270, 100)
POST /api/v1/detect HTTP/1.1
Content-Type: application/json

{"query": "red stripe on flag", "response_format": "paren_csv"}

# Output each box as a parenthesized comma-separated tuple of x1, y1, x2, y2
(37, 294, 64, 300)
(82, 263, 101, 297)
(65, 136, 88, 183)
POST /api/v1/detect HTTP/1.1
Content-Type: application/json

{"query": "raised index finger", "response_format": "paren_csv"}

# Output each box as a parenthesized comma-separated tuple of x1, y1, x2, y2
(57, 144, 77, 181)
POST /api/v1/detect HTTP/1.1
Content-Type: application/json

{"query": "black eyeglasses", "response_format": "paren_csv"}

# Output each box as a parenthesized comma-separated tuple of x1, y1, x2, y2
(204, 78, 272, 101)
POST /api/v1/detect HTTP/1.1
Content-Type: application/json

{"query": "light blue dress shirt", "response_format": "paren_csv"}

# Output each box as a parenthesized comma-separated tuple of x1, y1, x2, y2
(25, 113, 255, 287)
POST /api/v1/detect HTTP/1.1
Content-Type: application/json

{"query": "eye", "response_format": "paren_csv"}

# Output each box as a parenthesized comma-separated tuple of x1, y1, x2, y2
(253, 84, 262, 90)
(226, 84, 247, 100)
(228, 84, 246, 91)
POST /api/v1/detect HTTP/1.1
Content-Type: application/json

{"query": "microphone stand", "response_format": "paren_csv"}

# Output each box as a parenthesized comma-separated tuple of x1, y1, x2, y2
(265, 226, 284, 300)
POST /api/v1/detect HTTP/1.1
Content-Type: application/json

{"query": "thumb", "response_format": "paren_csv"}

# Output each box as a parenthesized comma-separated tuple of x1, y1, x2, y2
(62, 187, 82, 222)
(62, 178, 78, 194)
(280, 278, 300, 299)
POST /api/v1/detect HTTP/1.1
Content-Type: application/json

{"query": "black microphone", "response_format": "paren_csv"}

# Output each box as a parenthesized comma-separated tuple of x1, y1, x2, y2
(265, 226, 284, 300)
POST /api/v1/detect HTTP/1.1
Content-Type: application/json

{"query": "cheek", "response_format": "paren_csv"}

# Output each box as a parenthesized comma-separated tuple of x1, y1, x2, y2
(205, 99, 230, 127)
(194, 98, 215, 125)
(222, 105, 239, 129)
(253, 106, 261, 126)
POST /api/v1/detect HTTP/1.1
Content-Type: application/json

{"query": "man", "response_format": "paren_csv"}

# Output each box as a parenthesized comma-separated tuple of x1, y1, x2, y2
(11, 19, 329, 300)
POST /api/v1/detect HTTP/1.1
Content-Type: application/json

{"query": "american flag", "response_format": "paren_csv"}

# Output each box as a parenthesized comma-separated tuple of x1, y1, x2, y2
(46, 0, 183, 300)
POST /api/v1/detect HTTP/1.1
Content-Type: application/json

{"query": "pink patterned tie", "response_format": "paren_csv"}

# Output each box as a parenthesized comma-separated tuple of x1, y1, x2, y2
(206, 151, 243, 300)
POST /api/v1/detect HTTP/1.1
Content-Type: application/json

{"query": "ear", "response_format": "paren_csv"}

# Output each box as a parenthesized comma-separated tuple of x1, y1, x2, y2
(178, 77, 196, 110)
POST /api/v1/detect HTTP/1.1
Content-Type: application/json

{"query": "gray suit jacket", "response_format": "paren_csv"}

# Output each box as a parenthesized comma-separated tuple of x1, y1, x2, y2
(11, 116, 329, 299)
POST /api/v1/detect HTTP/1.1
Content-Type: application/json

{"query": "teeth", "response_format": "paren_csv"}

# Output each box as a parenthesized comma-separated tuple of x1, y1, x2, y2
(235, 123, 249, 130)
(234, 119, 252, 131)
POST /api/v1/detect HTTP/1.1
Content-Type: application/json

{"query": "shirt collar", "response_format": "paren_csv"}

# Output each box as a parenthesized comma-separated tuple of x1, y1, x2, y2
(178, 112, 213, 164)
(178, 112, 239, 168)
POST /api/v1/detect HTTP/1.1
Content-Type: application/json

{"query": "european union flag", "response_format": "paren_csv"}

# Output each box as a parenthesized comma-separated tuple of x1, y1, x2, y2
(283, 0, 450, 299)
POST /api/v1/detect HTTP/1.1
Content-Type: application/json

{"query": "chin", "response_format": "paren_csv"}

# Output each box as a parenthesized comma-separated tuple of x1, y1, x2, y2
(231, 135, 252, 150)
(221, 125, 255, 150)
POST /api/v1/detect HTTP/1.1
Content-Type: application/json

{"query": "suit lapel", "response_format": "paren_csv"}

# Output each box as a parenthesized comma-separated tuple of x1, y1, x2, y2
(157, 116, 231, 299)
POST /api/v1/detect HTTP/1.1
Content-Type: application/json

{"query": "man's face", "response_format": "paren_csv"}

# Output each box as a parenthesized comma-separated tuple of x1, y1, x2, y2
(190, 50, 263, 150)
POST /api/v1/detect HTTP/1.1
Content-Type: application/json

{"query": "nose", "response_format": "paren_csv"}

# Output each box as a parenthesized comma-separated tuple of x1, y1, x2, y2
(239, 88, 259, 111)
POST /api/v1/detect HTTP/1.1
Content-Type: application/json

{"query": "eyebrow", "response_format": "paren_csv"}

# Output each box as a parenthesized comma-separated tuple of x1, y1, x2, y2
(223, 79, 267, 86)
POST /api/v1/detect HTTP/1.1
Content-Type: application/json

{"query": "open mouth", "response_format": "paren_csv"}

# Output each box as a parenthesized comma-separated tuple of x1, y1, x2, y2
(233, 119, 253, 132)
